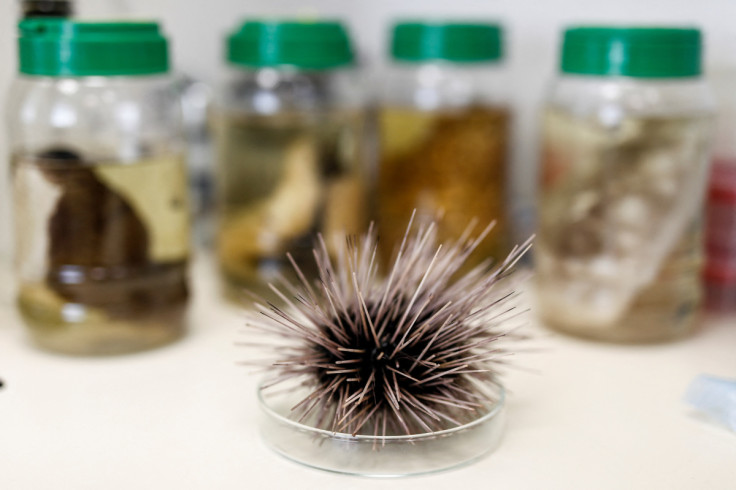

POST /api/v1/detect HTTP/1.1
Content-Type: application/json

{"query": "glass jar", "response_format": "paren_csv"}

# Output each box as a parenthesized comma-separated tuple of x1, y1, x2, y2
(537, 27, 715, 342)
(703, 71, 736, 312)
(377, 22, 510, 269)
(213, 20, 369, 298)
(7, 20, 190, 355)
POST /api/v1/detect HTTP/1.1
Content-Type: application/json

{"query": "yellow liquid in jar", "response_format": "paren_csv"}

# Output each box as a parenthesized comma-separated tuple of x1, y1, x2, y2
(536, 109, 712, 342)
(12, 152, 190, 355)
(377, 105, 510, 270)
(214, 111, 369, 299)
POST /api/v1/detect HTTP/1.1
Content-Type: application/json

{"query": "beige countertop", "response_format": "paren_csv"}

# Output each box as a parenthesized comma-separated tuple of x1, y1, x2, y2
(1, 257, 735, 489)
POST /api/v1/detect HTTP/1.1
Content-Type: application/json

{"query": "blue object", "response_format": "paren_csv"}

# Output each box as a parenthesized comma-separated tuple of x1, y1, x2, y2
(685, 374, 736, 432)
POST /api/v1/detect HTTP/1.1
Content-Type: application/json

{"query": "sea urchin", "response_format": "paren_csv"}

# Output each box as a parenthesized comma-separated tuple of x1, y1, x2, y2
(244, 217, 531, 437)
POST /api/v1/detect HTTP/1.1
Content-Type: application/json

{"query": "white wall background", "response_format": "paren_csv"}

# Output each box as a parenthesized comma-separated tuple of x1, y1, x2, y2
(2, 0, 736, 259)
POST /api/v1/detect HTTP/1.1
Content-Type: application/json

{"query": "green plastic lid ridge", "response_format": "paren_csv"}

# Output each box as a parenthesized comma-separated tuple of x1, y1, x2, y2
(391, 22, 503, 63)
(227, 20, 354, 70)
(18, 19, 169, 76)
(561, 26, 702, 78)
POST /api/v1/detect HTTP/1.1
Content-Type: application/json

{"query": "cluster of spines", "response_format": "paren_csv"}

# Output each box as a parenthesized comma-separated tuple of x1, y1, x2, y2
(244, 217, 531, 437)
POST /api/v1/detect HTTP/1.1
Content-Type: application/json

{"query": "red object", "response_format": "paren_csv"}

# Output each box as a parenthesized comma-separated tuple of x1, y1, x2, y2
(704, 158, 736, 311)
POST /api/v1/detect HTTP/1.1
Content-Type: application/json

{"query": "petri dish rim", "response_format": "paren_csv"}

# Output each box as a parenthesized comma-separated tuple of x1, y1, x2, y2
(257, 379, 506, 442)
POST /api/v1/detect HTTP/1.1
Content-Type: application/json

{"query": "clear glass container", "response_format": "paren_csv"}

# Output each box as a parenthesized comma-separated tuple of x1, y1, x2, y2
(377, 22, 510, 270)
(7, 21, 190, 355)
(214, 21, 369, 300)
(258, 380, 506, 477)
(536, 27, 715, 342)
(704, 70, 736, 312)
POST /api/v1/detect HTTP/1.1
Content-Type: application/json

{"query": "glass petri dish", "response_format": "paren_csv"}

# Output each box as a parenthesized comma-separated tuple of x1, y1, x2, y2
(257, 380, 506, 477)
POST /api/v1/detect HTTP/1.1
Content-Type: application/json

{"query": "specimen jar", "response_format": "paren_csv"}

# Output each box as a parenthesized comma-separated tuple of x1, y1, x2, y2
(213, 20, 369, 299)
(537, 27, 715, 342)
(7, 20, 190, 354)
(377, 21, 511, 269)
(704, 72, 736, 312)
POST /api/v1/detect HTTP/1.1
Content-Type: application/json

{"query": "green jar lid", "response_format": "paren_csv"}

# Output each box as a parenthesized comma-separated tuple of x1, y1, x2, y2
(18, 19, 169, 76)
(391, 22, 503, 63)
(227, 20, 354, 70)
(561, 26, 702, 78)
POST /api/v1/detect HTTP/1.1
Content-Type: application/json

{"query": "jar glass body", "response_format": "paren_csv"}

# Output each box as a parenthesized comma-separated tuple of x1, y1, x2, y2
(537, 75, 715, 342)
(213, 66, 370, 298)
(704, 72, 736, 311)
(377, 62, 511, 269)
(7, 75, 190, 355)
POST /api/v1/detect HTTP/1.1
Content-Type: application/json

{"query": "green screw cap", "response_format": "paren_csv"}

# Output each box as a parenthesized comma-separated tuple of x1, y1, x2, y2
(227, 20, 355, 70)
(18, 19, 169, 77)
(391, 22, 503, 63)
(561, 26, 702, 78)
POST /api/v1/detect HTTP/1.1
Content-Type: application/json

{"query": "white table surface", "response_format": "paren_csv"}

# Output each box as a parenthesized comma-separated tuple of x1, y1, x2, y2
(1, 256, 735, 490)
